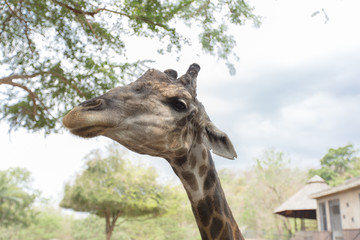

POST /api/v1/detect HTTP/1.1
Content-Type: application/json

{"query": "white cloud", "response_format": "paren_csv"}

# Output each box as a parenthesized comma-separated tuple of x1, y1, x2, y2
(232, 91, 360, 168)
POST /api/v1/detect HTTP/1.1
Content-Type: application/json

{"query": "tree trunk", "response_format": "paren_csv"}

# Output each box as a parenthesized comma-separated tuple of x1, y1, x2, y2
(105, 209, 121, 240)
(106, 230, 113, 240)
(105, 209, 113, 240)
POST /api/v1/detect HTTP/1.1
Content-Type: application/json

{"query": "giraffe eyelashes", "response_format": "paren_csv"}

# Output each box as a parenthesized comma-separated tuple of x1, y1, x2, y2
(170, 99, 188, 112)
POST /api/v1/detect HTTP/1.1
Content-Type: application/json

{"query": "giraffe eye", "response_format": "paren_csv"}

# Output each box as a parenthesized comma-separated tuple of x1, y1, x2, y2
(170, 99, 187, 112)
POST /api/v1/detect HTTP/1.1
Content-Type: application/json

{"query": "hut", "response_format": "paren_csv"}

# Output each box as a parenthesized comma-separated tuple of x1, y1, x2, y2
(274, 175, 329, 230)
(311, 176, 360, 240)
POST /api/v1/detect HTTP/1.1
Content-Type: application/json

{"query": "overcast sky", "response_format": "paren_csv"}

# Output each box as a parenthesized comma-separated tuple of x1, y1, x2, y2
(1, 0, 360, 201)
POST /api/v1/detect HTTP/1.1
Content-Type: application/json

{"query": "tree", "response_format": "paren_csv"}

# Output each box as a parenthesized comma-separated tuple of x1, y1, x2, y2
(71, 214, 105, 240)
(60, 146, 175, 240)
(0, 168, 38, 227)
(309, 144, 360, 186)
(0, 0, 260, 133)
(240, 149, 306, 240)
(0, 204, 74, 240)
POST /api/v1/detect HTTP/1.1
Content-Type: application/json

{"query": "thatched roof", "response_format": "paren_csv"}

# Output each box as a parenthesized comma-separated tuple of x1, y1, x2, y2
(274, 175, 329, 219)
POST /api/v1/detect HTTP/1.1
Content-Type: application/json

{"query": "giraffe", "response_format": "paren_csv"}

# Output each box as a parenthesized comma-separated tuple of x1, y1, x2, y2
(63, 63, 244, 240)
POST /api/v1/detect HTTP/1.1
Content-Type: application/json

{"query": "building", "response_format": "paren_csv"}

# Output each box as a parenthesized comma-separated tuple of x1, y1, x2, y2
(274, 175, 329, 222)
(273, 175, 329, 240)
(312, 177, 360, 240)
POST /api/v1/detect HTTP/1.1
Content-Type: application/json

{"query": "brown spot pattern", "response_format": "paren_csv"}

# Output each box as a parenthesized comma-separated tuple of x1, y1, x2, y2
(202, 148, 207, 160)
(199, 228, 209, 240)
(197, 196, 213, 227)
(219, 222, 233, 240)
(204, 169, 216, 190)
(199, 165, 207, 177)
(181, 171, 198, 191)
(210, 217, 224, 239)
(196, 132, 202, 144)
(189, 153, 197, 168)
(175, 148, 187, 157)
(174, 156, 187, 166)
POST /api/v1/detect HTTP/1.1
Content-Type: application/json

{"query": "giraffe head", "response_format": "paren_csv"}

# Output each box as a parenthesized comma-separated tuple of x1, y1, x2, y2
(63, 63, 237, 160)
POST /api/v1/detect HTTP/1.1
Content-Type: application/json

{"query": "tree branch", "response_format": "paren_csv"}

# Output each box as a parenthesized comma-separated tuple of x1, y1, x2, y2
(104, 208, 111, 234)
(110, 210, 121, 230)
(0, 72, 86, 98)
(51, 0, 173, 32)
(0, 72, 47, 84)
(0, 73, 56, 119)
(0, 11, 12, 37)
(0, 74, 44, 117)
(101, 8, 172, 31)
(0, 71, 86, 118)
(51, 0, 101, 17)
(48, 72, 86, 98)
(4, 0, 35, 52)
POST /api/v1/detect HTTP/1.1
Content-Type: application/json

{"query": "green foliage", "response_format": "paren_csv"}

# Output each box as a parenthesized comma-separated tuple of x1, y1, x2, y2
(71, 214, 104, 240)
(239, 149, 307, 240)
(308, 144, 360, 186)
(14, 207, 64, 240)
(0, 168, 38, 227)
(0, 149, 312, 240)
(71, 204, 199, 240)
(0, 0, 260, 133)
(0, 205, 71, 240)
(61, 149, 170, 218)
(60, 145, 176, 239)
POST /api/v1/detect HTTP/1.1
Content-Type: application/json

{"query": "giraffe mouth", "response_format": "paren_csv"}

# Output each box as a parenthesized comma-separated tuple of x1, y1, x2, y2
(69, 125, 109, 138)
(63, 100, 118, 138)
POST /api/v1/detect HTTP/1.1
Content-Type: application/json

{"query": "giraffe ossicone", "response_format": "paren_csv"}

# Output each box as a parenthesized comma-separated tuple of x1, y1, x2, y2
(63, 63, 244, 240)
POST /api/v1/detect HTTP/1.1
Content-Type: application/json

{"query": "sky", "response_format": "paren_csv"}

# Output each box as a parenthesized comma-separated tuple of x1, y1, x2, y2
(1, 0, 360, 202)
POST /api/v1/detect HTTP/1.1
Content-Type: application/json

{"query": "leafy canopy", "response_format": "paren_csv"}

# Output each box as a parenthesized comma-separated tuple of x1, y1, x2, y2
(0, 168, 38, 227)
(0, 0, 260, 133)
(241, 149, 307, 239)
(60, 146, 176, 239)
(309, 144, 360, 186)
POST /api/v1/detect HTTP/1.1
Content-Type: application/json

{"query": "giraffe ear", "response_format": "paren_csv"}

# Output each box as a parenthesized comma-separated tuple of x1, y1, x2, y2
(202, 122, 237, 160)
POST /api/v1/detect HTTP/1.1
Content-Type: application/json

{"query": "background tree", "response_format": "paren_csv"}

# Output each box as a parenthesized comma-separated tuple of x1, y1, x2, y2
(0, 0, 260, 133)
(0, 167, 38, 227)
(60, 146, 176, 240)
(0, 204, 73, 240)
(240, 149, 307, 240)
(308, 144, 360, 186)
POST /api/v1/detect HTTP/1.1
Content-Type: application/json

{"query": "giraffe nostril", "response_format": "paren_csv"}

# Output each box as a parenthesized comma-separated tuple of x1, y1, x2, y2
(80, 98, 105, 111)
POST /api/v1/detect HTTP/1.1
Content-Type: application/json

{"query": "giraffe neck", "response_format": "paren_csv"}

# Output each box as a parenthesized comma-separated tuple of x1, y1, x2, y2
(168, 143, 244, 240)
